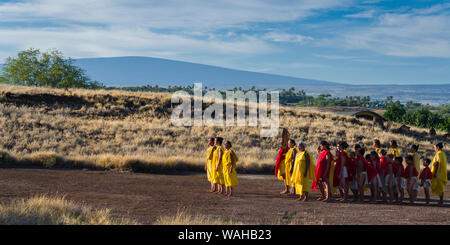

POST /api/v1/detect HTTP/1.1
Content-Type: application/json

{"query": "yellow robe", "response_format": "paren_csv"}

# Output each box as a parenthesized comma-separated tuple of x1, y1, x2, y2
(391, 148, 400, 157)
(212, 145, 225, 185)
(277, 154, 286, 181)
(431, 150, 448, 196)
(206, 146, 215, 182)
(284, 147, 297, 186)
(291, 150, 315, 194)
(223, 149, 239, 187)
(412, 152, 420, 179)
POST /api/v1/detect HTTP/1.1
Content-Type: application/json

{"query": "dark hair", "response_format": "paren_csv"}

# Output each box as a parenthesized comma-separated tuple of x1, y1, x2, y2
(358, 148, 365, 156)
(339, 141, 349, 149)
(354, 144, 361, 151)
(406, 155, 413, 162)
(395, 156, 403, 163)
(436, 142, 444, 149)
(225, 140, 232, 147)
(373, 139, 381, 147)
(411, 144, 419, 151)
(387, 154, 394, 160)
(380, 149, 387, 156)
(390, 140, 398, 148)
(370, 151, 378, 157)
(424, 159, 431, 165)
(215, 137, 224, 144)
(209, 137, 215, 142)
(289, 139, 296, 146)
(365, 154, 371, 161)
(320, 141, 329, 150)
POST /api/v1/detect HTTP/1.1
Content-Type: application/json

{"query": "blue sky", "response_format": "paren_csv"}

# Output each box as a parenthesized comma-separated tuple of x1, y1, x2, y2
(0, 0, 449, 85)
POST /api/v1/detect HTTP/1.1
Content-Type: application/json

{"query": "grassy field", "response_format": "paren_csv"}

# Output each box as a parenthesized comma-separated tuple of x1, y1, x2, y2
(0, 84, 448, 173)
(0, 195, 137, 225)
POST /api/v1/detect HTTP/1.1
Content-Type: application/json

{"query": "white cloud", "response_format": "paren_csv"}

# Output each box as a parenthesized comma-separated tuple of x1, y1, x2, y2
(263, 32, 314, 43)
(335, 5, 450, 58)
(313, 54, 357, 60)
(0, 0, 350, 60)
(0, 0, 350, 30)
(345, 9, 376, 18)
(0, 26, 276, 61)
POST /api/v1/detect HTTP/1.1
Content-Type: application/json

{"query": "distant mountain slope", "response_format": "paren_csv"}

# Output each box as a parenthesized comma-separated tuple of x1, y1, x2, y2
(74, 56, 339, 88)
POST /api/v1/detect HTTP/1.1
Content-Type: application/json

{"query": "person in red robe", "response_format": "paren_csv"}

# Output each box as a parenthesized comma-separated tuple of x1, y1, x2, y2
(333, 141, 351, 202)
(275, 128, 289, 193)
(312, 141, 333, 201)
(370, 151, 383, 200)
(355, 148, 378, 203)
(364, 153, 379, 203)
(404, 155, 419, 203)
(378, 149, 391, 203)
(348, 144, 361, 202)
(393, 156, 405, 203)
(419, 158, 432, 204)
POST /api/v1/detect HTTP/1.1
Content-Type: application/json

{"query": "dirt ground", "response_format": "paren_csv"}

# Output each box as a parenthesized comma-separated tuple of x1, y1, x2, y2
(0, 167, 448, 225)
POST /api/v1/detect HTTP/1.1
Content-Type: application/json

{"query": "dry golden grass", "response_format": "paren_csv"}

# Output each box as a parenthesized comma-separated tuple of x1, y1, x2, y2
(154, 208, 323, 225)
(0, 195, 138, 225)
(0, 84, 448, 173)
(154, 209, 244, 225)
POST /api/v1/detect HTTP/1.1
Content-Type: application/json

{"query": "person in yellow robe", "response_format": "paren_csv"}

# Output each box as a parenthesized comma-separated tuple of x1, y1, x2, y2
(409, 144, 421, 180)
(205, 138, 216, 192)
(373, 139, 382, 155)
(212, 137, 225, 194)
(390, 140, 400, 157)
(223, 140, 239, 197)
(431, 142, 447, 206)
(292, 142, 315, 202)
(283, 139, 297, 195)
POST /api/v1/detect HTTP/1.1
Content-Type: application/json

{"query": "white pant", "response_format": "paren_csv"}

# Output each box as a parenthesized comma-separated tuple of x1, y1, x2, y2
(422, 179, 431, 188)
(342, 166, 348, 179)
(376, 174, 383, 189)
(359, 172, 369, 187)
(408, 177, 420, 192)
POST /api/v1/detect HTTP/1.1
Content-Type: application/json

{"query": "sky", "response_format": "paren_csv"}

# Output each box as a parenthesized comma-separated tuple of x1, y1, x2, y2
(0, 0, 449, 85)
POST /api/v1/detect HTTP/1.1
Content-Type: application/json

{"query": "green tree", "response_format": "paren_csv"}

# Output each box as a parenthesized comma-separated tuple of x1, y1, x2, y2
(0, 48, 103, 89)
(383, 101, 406, 122)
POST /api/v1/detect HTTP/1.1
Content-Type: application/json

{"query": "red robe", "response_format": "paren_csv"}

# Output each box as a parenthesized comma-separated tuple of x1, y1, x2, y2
(275, 147, 287, 176)
(383, 159, 394, 175)
(420, 166, 432, 180)
(358, 156, 378, 181)
(372, 159, 382, 175)
(380, 156, 389, 175)
(312, 150, 333, 191)
(333, 151, 350, 187)
(393, 162, 405, 177)
(404, 163, 419, 178)
(346, 156, 356, 180)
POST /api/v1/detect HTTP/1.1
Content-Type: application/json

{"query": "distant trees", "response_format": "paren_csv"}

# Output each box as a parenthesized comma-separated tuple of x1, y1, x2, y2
(0, 48, 104, 89)
(383, 102, 449, 132)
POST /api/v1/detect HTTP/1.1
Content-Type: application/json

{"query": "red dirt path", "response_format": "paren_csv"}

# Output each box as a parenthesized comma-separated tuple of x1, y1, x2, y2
(0, 168, 448, 224)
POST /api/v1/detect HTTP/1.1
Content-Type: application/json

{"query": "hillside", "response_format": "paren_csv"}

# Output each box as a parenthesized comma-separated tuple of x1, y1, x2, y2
(0, 84, 448, 173)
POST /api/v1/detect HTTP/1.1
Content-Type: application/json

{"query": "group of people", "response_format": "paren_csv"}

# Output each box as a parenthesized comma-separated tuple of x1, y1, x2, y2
(204, 135, 448, 206)
(275, 139, 448, 205)
(205, 137, 239, 197)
